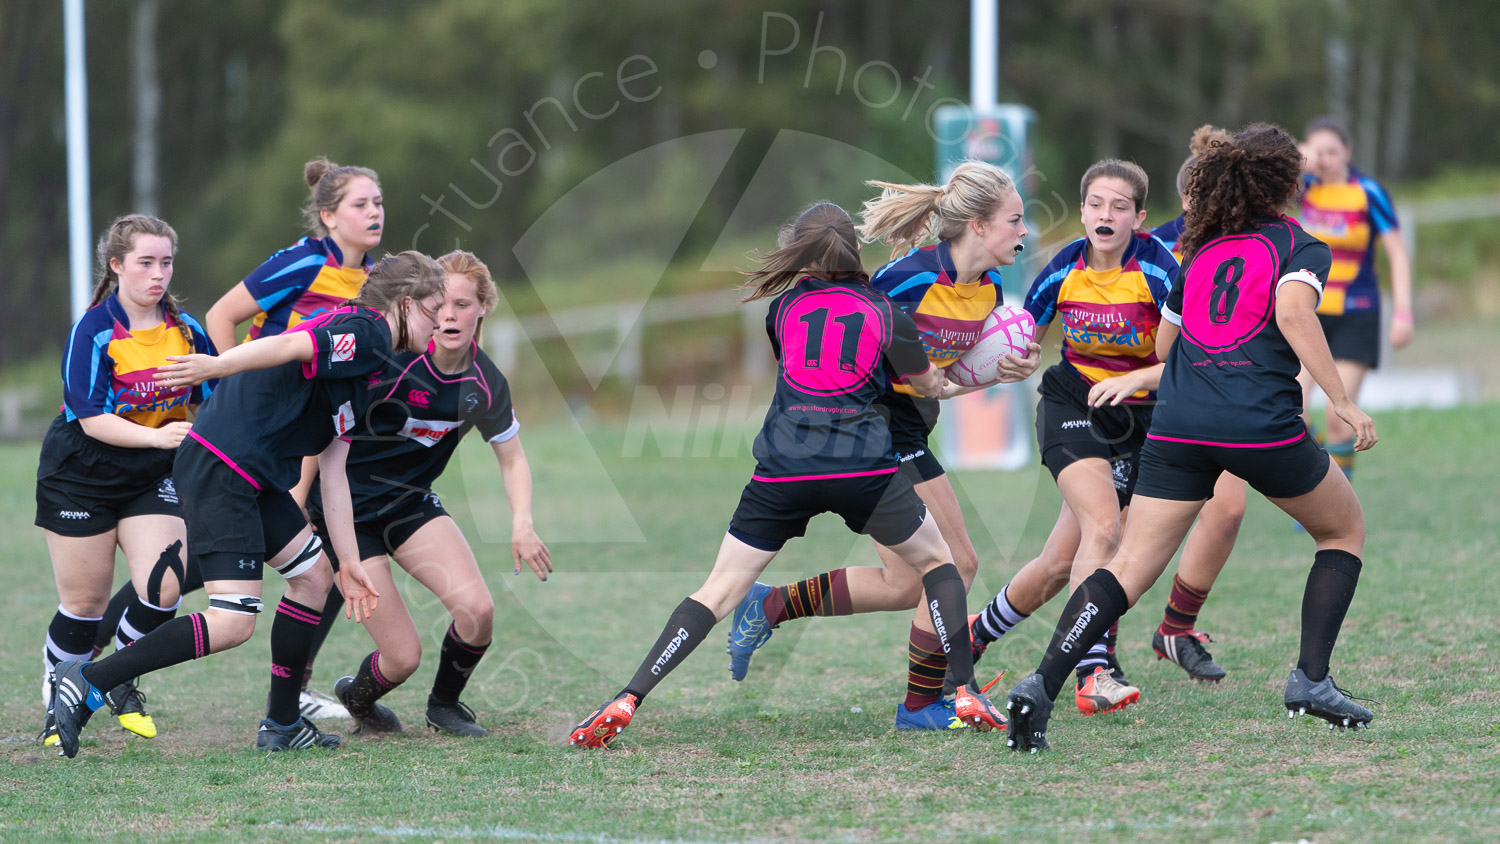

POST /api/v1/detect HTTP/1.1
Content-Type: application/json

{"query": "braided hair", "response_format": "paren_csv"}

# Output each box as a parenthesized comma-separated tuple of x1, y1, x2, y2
(90, 214, 193, 344)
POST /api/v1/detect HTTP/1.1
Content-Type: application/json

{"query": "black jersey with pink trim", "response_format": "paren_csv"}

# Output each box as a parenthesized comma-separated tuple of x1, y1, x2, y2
(1151, 217, 1331, 447)
(750, 276, 931, 481)
(329, 344, 517, 521)
(188, 306, 392, 491)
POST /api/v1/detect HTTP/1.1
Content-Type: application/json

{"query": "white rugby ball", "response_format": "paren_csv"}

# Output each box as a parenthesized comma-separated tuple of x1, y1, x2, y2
(947, 305, 1037, 388)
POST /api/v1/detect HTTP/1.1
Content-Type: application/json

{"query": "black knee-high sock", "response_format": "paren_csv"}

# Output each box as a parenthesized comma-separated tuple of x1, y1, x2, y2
(431, 623, 489, 705)
(1298, 549, 1362, 683)
(1035, 570, 1129, 700)
(267, 598, 323, 725)
(343, 650, 401, 716)
(115, 597, 178, 651)
(920, 564, 977, 690)
(302, 583, 343, 689)
(94, 585, 136, 653)
(46, 606, 101, 679)
(94, 556, 206, 655)
(621, 597, 717, 702)
(82, 613, 211, 692)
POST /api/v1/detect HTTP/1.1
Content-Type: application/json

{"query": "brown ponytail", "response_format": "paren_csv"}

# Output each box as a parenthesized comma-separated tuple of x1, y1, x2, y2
(739, 202, 865, 302)
(349, 251, 446, 350)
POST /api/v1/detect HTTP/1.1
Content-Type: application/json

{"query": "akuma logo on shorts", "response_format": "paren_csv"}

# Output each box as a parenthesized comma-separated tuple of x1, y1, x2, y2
(1060, 419, 1092, 430)
(58, 510, 91, 520)
(330, 333, 357, 363)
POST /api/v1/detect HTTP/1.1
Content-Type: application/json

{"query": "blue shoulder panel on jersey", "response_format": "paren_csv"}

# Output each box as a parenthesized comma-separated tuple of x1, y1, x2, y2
(1359, 177, 1399, 233)
(884, 270, 940, 300)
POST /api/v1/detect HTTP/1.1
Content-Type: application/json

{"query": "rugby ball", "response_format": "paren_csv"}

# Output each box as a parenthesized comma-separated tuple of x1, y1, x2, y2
(946, 305, 1037, 388)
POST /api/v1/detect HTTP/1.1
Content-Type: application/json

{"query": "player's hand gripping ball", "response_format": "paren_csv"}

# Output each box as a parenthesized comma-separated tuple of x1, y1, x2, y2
(947, 305, 1037, 388)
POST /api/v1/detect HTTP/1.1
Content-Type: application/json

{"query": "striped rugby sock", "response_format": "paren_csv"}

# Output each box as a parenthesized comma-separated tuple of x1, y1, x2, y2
(763, 570, 852, 627)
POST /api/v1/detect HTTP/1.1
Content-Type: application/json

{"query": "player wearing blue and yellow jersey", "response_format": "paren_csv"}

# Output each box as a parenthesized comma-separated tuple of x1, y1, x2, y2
(571, 203, 1007, 749)
(306, 252, 551, 739)
(38, 216, 216, 748)
(1298, 117, 1414, 482)
(968, 160, 1174, 717)
(721, 165, 1041, 732)
(1005, 124, 1378, 752)
(47, 253, 446, 759)
(94, 158, 387, 721)
(204, 158, 382, 351)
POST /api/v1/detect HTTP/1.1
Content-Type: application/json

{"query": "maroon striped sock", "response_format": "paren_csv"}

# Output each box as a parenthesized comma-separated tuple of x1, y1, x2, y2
(1159, 574, 1210, 637)
(903, 625, 946, 711)
(764, 569, 853, 627)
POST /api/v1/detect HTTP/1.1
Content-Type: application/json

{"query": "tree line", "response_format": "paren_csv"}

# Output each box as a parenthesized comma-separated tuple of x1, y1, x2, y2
(1, 0, 1489, 364)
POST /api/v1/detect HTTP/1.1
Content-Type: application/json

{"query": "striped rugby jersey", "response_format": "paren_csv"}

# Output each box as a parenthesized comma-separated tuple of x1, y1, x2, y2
(241, 236, 372, 341)
(1299, 169, 1398, 316)
(1025, 231, 1178, 402)
(872, 241, 1002, 398)
(62, 294, 216, 428)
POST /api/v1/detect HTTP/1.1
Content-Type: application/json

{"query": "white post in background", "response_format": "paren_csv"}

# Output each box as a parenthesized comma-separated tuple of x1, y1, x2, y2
(971, 0, 998, 110)
(65, 0, 92, 322)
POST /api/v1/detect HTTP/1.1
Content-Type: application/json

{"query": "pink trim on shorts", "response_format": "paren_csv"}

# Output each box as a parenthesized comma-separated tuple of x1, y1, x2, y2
(751, 467, 900, 483)
(1146, 431, 1307, 449)
(187, 430, 262, 490)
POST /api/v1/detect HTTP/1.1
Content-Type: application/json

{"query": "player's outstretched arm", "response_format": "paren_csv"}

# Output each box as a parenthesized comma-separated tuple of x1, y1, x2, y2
(1277, 280, 1378, 451)
(317, 438, 381, 621)
(493, 436, 552, 581)
(158, 331, 316, 388)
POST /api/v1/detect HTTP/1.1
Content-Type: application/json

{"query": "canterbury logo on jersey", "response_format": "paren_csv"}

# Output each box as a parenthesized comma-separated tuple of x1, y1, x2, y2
(399, 417, 463, 448)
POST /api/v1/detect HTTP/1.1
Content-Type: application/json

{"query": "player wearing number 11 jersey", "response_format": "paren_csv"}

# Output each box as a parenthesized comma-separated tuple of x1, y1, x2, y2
(569, 202, 1005, 748)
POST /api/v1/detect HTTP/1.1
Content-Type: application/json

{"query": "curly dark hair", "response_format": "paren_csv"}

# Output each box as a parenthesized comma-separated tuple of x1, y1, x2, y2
(1178, 123, 1304, 262)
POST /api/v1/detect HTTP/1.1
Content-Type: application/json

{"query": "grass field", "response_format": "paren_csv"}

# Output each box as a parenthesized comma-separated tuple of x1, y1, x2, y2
(2, 404, 1498, 842)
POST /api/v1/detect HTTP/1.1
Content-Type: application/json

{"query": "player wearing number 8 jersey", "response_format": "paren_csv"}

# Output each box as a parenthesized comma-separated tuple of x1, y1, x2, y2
(1004, 124, 1378, 752)
(569, 202, 1006, 748)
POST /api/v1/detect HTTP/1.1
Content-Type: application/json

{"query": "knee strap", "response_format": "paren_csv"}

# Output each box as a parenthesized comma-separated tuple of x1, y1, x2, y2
(273, 534, 324, 580)
(146, 540, 186, 607)
(208, 593, 264, 615)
